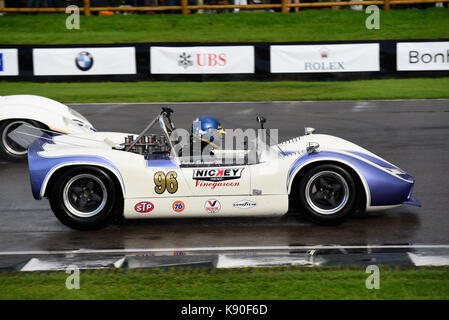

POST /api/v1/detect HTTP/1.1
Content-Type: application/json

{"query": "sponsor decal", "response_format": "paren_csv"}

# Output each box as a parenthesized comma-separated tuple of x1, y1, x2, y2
(151, 46, 254, 74)
(176, 51, 227, 69)
(233, 200, 257, 209)
(205, 199, 221, 213)
(75, 51, 94, 71)
(193, 168, 244, 182)
(172, 200, 185, 213)
(271, 43, 379, 73)
(178, 52, 194, 69)
(193, 168, 244, 189)
(134, 201, 154, 213)
(195, 181, 240, 189)
(0, 53, 3, 72)
(136, 253, 156, 256)
(304, 47, 346, 71)
(397, 42, 449, 71)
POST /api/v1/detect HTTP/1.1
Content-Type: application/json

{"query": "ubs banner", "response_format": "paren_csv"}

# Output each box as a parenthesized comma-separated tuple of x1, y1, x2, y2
(397, 42, 449, 71)
(0, 49, 19, 76)
(270, 43, 380, 73)
(150, 46, 255, 74)
(33, 47, 136, 76)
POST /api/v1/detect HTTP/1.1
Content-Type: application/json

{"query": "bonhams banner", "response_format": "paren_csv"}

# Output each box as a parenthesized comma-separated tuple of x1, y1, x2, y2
(0, 49, 19, 76)
(397, 42, 449, 71)
(150, 46, 255, 74)
(33, 47, 136, 76)
(270, 43, 380, 73)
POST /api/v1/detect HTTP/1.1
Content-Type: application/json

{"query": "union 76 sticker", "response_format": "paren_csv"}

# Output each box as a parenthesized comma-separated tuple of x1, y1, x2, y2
(172, 200, 185, 213)
(205, 199, 221, 213)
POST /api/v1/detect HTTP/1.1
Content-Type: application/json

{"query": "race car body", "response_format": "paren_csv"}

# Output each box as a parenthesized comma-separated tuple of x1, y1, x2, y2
(27, 108, 420, 230)
(0, 95, 95, 160)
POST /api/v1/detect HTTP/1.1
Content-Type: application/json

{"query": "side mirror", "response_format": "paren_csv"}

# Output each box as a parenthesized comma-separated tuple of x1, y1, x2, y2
(256, 116, 267, 129)
(304, 127, 315, 135)
(306, 142, 320, 154)
(161, 107, 174, 116)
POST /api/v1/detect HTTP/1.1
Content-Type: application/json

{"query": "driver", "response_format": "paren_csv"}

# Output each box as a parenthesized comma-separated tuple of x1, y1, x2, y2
(191, 116, 226, 156)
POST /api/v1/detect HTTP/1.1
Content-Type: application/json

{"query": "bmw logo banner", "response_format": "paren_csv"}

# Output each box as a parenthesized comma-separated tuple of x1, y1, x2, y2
(0, 49, 19, 76)
(75, 51, 94, 71)
(33, 47, 136, 76)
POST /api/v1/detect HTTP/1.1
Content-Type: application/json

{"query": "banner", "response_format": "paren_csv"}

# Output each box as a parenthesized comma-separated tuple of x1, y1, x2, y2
(0, 49, 19, 76)
(150, 46, 255, 74)
(270, 43, 380, 73)
(33, 47, 136, 76)
(397, 42, 449, 71)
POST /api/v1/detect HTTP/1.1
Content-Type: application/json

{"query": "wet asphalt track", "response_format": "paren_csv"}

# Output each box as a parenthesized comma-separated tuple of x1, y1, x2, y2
(0, 99, 448, 253)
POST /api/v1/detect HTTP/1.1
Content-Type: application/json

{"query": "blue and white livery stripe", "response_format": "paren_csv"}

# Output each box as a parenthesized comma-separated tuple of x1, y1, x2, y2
(28, 136, 125, 200)
(287, 151, 416, 207)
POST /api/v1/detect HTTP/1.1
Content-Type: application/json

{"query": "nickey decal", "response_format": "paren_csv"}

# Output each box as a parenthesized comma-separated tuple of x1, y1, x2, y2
(193, 168, 244, 181)
(193, 168, 244, 189)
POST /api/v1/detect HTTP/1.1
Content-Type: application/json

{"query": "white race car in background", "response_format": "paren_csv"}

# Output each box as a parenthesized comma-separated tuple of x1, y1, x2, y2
(27, 107, 421, 230)
(0, 95, 95, 161)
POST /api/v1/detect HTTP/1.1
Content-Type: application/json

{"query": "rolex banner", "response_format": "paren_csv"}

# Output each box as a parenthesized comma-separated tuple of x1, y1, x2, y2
(270, 43, 380, 73)
(33, 47, 136, 76)
(150, 46, 255, 74)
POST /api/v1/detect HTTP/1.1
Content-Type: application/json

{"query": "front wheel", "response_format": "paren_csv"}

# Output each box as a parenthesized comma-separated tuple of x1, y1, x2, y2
(0, 120, 44, 161)
(48, 167, 120, 230)
(297, 164, 358, 225)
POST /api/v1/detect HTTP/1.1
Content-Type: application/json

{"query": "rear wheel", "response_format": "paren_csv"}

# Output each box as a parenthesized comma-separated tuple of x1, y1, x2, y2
(0, 120, 44, 161)
(297, 164, 358, 225)
(48, 167, 120, 230)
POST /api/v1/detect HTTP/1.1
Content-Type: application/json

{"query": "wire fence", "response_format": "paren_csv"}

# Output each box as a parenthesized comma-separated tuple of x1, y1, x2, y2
(0, 0, 448, 15)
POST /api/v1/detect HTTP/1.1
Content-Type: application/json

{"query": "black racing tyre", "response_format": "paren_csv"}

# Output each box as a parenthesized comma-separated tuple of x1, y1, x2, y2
(0, 119, 45, 161)
(48, 167, 120, 231)
(297, 164, 358, 225)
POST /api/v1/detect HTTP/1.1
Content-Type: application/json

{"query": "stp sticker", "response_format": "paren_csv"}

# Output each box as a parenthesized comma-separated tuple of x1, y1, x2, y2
(205, 199, 221, 213)
(172, 200, 185, 213)
(134, 201, 154, 213)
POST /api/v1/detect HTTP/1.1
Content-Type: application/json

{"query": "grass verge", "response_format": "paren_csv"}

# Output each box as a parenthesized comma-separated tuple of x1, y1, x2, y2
(0, 266, 448, 299)
(1, 78, 449, 103)
(0, 9, 448, 44)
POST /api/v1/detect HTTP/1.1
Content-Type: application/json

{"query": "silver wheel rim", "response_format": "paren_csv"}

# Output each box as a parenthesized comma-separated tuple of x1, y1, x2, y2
(63, 174, 108, 218)
(2, 121, 28, 156)
(305, 170, 350, 215)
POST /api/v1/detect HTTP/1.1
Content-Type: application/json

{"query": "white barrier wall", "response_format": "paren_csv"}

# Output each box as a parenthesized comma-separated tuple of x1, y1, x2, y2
(2, 40, 449, 80)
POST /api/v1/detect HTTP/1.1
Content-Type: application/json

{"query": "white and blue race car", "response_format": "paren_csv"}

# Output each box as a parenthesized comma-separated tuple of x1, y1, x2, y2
(27, 107, 421, 230)
(0, 95, 95, 161)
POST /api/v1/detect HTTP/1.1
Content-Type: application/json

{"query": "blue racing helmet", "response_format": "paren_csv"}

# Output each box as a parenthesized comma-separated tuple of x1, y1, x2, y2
(192, 116, 226, 143)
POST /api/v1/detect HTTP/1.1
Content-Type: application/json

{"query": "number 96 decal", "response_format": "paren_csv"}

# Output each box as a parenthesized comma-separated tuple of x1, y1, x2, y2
(154, 171, 178, 194)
